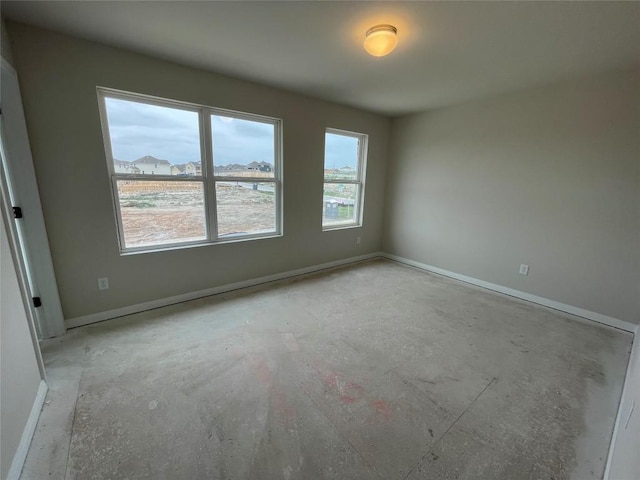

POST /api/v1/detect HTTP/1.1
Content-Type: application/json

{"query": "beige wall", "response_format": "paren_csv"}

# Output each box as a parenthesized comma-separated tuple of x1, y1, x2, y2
(1, 205, 43, 480)
(384, 69, 640, 324)
(6, 22, 389, 320)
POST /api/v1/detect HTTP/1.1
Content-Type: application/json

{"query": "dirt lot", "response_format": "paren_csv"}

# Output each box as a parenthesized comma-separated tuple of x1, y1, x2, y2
(117, 181, 275, 247)
(116, 178, 355, 247)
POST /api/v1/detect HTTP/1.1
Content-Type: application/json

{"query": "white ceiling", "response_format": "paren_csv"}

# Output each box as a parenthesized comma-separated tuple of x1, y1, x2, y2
(3, 1, 639, 116)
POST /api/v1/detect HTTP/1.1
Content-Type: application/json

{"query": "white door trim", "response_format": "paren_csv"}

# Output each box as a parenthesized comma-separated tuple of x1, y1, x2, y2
(1, 57, 66, 338)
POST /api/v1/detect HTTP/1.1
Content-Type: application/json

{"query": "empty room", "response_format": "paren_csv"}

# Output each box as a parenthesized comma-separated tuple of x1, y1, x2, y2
(1, 1, 638, 479)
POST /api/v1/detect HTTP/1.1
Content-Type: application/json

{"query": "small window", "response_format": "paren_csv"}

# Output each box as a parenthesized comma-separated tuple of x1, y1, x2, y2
(98, 89, 282, 252)
(322, 129, 367, 229)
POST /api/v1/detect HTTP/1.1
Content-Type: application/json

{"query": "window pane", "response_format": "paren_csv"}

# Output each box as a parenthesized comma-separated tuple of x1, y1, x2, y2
(104, 97, 201, 176)
(212, 115, 275, 178)
(323, 183, 358, 226)
(117, 180, 206, 248)
(216, 182, 276, 237)
(324, 133, 359, 181)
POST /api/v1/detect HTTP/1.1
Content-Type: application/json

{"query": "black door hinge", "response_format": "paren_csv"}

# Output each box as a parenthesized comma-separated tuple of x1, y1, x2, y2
(32, 297, 42, 308)
(12, 206, 23, 219)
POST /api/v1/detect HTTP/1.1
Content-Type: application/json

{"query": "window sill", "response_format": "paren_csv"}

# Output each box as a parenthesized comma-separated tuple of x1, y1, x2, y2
(119, 232, 283, 256)
(322, 223, 362, 232)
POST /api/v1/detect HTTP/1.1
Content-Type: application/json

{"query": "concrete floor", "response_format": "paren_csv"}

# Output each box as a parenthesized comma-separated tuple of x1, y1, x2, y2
(21, 259, 631, 480)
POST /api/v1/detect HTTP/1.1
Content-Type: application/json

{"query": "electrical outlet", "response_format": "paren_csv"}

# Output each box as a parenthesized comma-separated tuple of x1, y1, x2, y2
(97, 277, 110, 290)
(356, 236, 361, 244)
(519, 264, 529, 275)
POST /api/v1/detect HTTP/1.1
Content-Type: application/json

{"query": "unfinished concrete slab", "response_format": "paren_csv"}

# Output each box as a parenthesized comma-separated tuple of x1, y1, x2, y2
(20, 259, 632, 479)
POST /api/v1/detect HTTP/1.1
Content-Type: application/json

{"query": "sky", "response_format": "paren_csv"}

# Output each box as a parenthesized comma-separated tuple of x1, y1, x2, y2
(324, 133, 358, 170)
(105, 98, 201, 163)
(105, 97, 357, 168)
(211, 114, 273, 166)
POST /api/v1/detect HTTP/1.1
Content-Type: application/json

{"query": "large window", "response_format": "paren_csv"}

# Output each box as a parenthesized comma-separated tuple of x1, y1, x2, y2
(322, 128, 367, 229)
(98, 89, 281, 252)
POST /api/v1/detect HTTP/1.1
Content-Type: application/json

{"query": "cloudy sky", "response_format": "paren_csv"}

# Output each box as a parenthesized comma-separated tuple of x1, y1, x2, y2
(324, 133, 358, 170)
(105, 97, 357, 168)
(211, 114, 273, 166)
(105, 98, 201, 163)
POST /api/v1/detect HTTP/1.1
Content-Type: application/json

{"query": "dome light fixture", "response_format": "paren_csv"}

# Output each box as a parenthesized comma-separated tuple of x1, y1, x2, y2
(364, 24, 398, 57)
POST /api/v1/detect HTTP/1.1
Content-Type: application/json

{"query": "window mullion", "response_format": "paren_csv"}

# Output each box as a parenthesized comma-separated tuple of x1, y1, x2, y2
(111, 176, 127, 252)
(113, 175, 203, 182)
(213, 177, 277, 183)
(323, 180, 360, 185)
(202, 110, 218, 241)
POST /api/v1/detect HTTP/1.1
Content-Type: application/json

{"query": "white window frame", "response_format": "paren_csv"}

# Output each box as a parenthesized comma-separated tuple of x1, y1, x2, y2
(322, 128, 368, 230)
(97, 87, 282, 254)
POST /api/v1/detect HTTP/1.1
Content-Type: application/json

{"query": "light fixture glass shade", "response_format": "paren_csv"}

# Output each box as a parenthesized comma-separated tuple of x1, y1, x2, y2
(364, 25, 398, 57)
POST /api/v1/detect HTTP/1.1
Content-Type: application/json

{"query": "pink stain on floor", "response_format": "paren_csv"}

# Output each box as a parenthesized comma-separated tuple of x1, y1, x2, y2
(323, 371, 365, 405)
(372, 400, 392, 421)
(251, 358, 272, 385)
(339, 394, 360, 404)
(323, 372, 340, 390)
(272, 387, 297, 424)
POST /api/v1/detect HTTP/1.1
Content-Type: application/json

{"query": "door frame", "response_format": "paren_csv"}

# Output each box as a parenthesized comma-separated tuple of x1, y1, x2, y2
(0, 170, 47, 380)
(1, 57, 66, 338)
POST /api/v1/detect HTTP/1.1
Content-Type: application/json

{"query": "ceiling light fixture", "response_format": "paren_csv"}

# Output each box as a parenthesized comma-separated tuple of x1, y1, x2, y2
(364, 24, 398, 57)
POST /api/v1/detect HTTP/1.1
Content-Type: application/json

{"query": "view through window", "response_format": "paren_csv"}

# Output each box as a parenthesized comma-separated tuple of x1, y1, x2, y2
(99, 90, 281, 251)
(212, 115, 277, 237)
(322, 129, 367, 228)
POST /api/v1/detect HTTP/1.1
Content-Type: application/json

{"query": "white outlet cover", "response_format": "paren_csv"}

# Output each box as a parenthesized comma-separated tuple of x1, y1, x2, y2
(97, 277, 110, 290)
(519, 264, 529, 275)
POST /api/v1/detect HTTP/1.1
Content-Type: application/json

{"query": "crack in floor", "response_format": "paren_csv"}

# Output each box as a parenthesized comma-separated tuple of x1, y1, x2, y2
(402, 376, 498, 480)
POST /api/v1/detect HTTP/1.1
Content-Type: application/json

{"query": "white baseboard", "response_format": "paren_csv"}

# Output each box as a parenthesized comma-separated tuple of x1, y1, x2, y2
(381, 253, 636, 333)
(68, 251, 636, 334)
(6, 380, 48, 480)
(66, 252, 384, 329)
